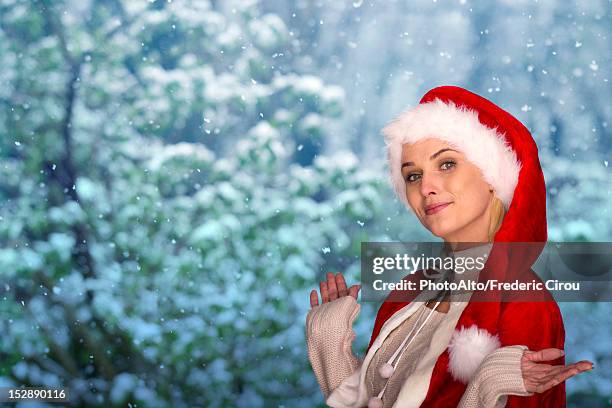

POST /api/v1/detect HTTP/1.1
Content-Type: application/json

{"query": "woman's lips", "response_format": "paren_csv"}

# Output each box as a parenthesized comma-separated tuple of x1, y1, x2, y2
(425, 202, 452, 215)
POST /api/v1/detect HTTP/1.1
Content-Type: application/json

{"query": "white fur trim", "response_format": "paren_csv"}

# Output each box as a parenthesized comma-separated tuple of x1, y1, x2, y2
(447, 324, 501, 383)
(381, 98, 521, 209)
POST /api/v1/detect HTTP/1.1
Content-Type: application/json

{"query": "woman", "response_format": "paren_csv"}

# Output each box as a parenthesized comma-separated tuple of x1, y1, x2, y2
(306, 86, 593, 407)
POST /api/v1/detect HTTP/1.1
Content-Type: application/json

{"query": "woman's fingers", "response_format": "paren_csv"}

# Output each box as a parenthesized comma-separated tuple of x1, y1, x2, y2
(534, 366, 582, 393)
(310, 289, 319, 308)
(525, 359, 594, 393)
(336, 273, 349, 297)
(320, 280, 329, 303)
(314, 273, 361, 304)
(535, 365, 573, 383)
(570, 361, 595, 373)
(348, 284, 361, 299)
(327, 272, 338, 301)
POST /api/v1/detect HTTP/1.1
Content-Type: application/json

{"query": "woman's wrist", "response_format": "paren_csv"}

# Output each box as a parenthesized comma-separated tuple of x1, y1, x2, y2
(458, 345, 534, 408)
(307, 295, 361, 335)
(479, 345, 535, 398)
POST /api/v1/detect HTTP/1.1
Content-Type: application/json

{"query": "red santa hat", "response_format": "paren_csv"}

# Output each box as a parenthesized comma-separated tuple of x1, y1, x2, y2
(381, 89, 522, 210)
(366, 86, 564, 407)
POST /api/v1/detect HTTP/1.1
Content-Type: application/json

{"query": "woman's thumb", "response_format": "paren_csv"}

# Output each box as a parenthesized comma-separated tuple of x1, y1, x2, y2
(526, 348, 564, 362)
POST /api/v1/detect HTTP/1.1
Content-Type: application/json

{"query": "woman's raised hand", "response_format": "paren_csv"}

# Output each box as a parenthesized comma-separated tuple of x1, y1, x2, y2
(310, 272, 361, 309)
(521, 348, 593, 393)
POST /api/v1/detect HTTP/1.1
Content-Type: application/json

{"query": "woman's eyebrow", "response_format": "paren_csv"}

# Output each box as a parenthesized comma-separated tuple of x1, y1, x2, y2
(401, 148, 459, 169)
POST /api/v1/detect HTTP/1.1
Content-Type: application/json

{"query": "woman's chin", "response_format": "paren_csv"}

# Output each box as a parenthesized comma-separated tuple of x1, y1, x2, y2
(428, 228, 450, 240)
(426, 223, 456, 241)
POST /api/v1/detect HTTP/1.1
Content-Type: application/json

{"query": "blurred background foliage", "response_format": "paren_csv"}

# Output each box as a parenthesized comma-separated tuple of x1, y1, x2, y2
(0, 0, 610, 406)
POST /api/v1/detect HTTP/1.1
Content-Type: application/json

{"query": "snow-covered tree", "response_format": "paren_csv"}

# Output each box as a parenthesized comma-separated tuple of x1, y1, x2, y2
(0, 1, 383, 406)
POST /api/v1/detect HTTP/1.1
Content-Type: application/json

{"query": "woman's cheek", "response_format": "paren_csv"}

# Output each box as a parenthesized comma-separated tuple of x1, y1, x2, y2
(406, 189, 420, 212)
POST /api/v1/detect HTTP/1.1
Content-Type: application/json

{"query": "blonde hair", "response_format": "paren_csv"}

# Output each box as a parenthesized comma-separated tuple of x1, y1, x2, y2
(487, 195, 505, 242)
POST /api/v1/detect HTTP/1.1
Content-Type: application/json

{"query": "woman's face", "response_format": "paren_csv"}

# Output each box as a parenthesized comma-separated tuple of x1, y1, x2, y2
(401, 138, 494, 242)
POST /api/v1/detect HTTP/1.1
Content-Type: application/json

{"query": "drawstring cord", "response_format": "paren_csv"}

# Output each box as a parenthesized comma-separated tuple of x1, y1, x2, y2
(367, 299, 443, 408)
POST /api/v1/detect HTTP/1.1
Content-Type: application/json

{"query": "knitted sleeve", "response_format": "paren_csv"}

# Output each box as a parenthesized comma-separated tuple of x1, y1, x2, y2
(305, 295, 362, 399)
(458, 345, 534, 408)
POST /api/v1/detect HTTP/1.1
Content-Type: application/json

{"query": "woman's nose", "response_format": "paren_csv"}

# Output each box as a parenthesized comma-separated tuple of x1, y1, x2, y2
(419, 172, 442, 197)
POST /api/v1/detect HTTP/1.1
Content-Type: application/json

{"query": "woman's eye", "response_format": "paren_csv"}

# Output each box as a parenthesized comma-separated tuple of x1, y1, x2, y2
(405, 173, 421, 183)
(440, 160, 456, 170)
